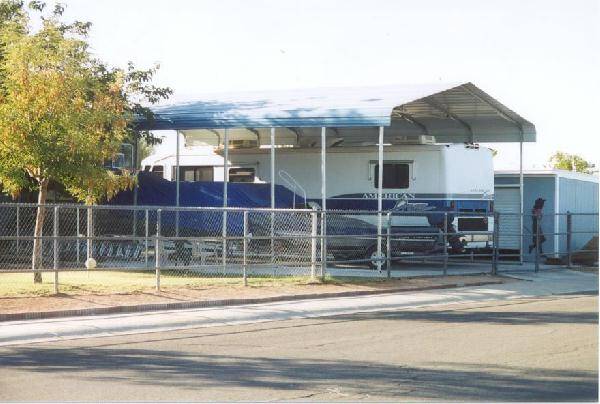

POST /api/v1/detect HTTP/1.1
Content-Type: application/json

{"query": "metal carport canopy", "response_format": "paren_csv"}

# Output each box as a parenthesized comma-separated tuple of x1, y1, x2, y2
(139, 82, 536, 144)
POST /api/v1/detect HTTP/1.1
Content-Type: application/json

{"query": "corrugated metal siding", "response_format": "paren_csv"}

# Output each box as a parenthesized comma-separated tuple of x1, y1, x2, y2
(137, 82, 536, 143)
(558, 178, 599, 253)
(494, 187, 521, 249)
(495, 176, 520, 185)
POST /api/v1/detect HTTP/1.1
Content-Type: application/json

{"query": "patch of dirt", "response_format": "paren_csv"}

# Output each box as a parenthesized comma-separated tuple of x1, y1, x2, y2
(0, 275, 512, 316)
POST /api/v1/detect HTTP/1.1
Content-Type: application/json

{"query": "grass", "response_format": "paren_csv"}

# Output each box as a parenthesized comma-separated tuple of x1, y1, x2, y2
(0, 270, 392, 298)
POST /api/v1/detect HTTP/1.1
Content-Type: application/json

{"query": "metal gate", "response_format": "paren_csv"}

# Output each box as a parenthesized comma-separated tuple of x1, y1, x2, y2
(494, 187, 521, 249)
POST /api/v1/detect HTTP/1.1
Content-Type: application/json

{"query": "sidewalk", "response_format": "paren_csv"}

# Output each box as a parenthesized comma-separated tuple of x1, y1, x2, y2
(0, 269, 596, 347)
(0, 274, 504, 321)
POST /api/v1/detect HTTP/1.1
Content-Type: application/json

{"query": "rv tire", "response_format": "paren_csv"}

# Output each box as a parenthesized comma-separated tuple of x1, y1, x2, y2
(366, 245, 387, 270)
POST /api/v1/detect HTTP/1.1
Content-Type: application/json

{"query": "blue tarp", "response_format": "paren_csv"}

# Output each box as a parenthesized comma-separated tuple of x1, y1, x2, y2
(109, 172, 301, 236)
(112, 172, 299, 208)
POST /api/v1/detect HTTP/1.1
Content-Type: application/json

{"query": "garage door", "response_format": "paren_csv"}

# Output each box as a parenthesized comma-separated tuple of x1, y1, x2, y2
(494, 187, 521, 249)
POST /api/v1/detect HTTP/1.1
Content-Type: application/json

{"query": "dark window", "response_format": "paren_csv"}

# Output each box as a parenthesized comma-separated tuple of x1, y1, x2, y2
(458, 217, 488, 231)
(229, 167, 255, 183)
(151, 165, 164, 179)
(374, 163, 409, 189)
(172, 166, 214, 182)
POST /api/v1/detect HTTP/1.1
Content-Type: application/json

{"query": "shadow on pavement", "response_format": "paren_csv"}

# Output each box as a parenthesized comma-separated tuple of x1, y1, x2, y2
(324, 309, 599, 325)
(0, 347, 597, 401)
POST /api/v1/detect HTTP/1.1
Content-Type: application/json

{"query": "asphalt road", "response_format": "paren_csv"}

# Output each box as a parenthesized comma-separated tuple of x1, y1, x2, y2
(0, 293, 597, 402)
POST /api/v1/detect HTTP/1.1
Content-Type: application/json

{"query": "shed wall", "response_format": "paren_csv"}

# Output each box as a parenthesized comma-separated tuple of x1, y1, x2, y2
(557, 178, 599, 253)
(522, 177, 556, 260)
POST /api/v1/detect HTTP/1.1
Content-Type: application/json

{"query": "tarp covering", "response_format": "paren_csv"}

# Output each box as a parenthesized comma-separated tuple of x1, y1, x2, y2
(109, 172, 301, 235)
(112, 172, 299, 208)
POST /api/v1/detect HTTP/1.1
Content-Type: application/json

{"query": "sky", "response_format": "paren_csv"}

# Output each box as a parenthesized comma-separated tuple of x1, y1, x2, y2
(59, 0, 599, 170)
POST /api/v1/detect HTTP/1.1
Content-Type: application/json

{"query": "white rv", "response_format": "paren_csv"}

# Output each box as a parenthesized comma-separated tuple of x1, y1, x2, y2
(141, 137, 494, 246)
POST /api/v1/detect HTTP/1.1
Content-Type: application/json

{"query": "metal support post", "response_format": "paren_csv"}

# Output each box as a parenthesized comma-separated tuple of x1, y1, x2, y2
(310, 208, 318, 279)
(242, 210, 248, 287)
(144, 209, 149, 268)
(443, 212, 448, 275)
(270, 127, 275, 273)
(53, 206, 59, 294)
(155, 209, 162, 291)
(320, 127, 327, 279)
(566, 212, 572, 268)
(223, 129, 229, 275)
(320, 211, 326, 278)
(492, 212, 499, 275)
(386, 212, 392, 278)
(175, 130, 180, 237)
(534, 214, 540, 273)
(519, 141, 524, 264)
(377, 126, 384, 273)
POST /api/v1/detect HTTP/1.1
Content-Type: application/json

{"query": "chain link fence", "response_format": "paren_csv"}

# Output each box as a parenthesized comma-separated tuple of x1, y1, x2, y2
(0, 203, 597, 292)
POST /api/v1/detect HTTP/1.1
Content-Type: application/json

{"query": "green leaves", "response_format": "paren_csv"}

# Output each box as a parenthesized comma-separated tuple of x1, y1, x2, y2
(549, 152, 594, 174)
(0, 0, 171, 204)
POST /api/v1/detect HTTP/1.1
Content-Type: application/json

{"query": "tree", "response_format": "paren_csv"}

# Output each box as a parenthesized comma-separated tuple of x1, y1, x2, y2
(0, 1, 171, 282)
(549, 151, 594, 174)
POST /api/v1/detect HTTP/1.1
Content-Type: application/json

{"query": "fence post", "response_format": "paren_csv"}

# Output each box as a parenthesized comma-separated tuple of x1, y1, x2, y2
(86, 206, 93, 262)
(310, 207, 318, 279)
(16, 205, 20, 255)
(243, 210, 248, 287)
(443, 212, 448, 275)
(145, 209, 149, 268)
(385, 212, 392, 279)
(534, 213, 540, 273)
(566, 212, 572, 268)
(76, 207, 80, 264)
(386, 212, 392, 279)
(270, 211, 275, 275)
(155, 209, 161, 291)
(222, 210, 227, 275)
(492, 211, 499, 275)
(53, 206, 59, 294)
(320, 210, 326, 279)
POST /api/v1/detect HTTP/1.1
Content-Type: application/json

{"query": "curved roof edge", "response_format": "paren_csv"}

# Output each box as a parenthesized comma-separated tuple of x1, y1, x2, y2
(137, 82, 536, 143)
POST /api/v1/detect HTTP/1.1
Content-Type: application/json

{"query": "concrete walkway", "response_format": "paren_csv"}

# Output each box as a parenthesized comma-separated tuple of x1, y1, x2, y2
(328, 261, 564, 277)
(0, 269, 596, 347)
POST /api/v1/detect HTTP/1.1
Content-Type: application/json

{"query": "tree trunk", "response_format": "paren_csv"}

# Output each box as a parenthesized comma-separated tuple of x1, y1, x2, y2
(32, 179, 49, 283)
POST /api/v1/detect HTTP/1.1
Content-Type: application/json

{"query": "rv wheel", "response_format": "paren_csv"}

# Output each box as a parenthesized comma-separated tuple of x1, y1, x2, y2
(366, 245, 387, 270)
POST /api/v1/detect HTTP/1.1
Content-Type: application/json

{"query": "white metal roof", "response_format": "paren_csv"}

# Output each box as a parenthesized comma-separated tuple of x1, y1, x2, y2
(495, 169, 599, 183)
(140, 82, 536, 144)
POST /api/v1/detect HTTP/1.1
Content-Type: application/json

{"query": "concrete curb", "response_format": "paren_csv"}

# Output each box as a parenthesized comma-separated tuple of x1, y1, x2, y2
(0, 280, 505, 323)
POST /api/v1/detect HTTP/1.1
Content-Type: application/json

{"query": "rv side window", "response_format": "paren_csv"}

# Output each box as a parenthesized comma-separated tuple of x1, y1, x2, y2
(374, 163, 409, 189)
(151, 165, 164, 179)
(229, 167, 255, 183)
(172, 166, 214, 182)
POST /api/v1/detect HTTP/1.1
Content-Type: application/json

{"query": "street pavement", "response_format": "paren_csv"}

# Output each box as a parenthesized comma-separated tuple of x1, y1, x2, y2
(0, 293, 596, 401)
(0, 269, 596, 347)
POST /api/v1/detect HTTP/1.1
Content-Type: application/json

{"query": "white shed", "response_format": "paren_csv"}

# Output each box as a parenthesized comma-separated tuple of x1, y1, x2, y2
(494, 170, 599, 260)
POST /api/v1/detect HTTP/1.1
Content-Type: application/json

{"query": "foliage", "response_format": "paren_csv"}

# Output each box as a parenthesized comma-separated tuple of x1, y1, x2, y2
(549, 151, 594, 174)
(0, 0, 171, 203)
(136, 137, 155, 168)
(0, 0, 171, 280)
